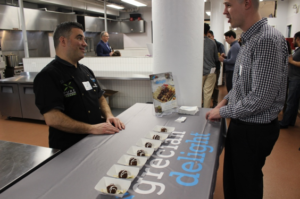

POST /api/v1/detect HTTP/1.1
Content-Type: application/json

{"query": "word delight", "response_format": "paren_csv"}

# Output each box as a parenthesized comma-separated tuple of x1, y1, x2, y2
(132, 132, 214, 195)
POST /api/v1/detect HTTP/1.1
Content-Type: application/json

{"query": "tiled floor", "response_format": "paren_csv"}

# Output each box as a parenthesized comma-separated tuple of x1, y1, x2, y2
(0, 87, 299, 198)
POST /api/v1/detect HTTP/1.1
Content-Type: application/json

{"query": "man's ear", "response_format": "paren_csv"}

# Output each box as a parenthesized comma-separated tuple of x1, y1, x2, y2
(59, 36, 66, 47)
(244, 0, 252, 10)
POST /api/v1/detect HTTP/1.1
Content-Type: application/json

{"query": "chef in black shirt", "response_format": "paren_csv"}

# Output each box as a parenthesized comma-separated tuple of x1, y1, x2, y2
(34, 22, 125, 151)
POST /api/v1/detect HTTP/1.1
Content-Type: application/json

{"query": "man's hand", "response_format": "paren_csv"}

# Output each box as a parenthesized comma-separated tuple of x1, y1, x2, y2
(221, 53, 226, 58)
(205, 107, 221, 122)
(219, 56, 225, 62)
(106, 116, 125, 130)
(288, 55, 293, 64)
(89, 122, 120, 135)
(109, 52, 113, 56)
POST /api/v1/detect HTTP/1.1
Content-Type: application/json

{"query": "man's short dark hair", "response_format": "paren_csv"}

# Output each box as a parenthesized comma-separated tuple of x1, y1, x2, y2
(208, 30, 214, 36)
(204, 23, 210, 35)
(295, 31, 300, 40)
(53, 22, 84, 49)
(224, 30, 236, 39)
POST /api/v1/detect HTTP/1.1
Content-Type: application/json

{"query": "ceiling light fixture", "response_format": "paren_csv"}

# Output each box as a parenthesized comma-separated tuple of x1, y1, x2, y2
(107, 3, 124, 9)
(121, 0, 146, 7)
(206, 11, 211, 16)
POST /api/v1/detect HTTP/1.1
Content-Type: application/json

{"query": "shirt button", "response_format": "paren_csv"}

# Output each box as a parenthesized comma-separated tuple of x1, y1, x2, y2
(88, 110, 90, 113)
(82, 93, 84, 96)
(99, 107, 101, 109)
(94, 89, 96, 92)
(87, 74, 89, 76)
(72, 76, 74, 78)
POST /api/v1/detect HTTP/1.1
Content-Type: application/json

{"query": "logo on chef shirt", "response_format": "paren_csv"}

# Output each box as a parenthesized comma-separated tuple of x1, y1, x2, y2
(63, 82, 77, 97)
(90, 77, 98, 88)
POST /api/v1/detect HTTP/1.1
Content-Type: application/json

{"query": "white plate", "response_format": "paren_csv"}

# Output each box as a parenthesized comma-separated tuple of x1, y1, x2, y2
(94, 176, 131, 197)
(136, 138, 162, 149)
(117, 154, 147, 167)
(145, 131, 169, 141)
(107, 164, 140, 181)
(153, 125, 175, 133)
(126, 145, 154, 158)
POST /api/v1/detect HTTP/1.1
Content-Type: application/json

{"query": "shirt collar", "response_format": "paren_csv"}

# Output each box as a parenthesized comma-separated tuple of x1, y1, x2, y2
(55, 55, 79, 68)
(230, 40, 238, 46)
(241, 18, 268, 44)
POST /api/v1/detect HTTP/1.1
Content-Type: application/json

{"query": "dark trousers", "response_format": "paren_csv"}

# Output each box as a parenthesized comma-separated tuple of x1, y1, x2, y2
(224, 119, 279, 199)
(225, 71, 233, 93)
(280, 78, 300, 126)
(212, 69, 220, 105)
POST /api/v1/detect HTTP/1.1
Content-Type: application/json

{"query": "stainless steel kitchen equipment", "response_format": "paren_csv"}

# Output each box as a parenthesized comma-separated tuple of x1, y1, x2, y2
(0, 140, 60, 193)
(0, 72, 44, 120)
(5, 54, 18, 68)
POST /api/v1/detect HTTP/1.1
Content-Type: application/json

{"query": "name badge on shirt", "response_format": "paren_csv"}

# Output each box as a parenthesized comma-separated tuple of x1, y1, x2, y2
(239, 65, 243, 76)
(210, 67, 216, 74)
(82, 81, 92, 91)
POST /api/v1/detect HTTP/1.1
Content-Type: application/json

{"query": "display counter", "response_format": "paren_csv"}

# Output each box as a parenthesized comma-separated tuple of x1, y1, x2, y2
(1, 103, 226, 199)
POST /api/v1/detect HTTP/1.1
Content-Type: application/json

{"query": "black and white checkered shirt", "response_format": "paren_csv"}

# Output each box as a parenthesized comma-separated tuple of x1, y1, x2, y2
(220, 18, 288, 123)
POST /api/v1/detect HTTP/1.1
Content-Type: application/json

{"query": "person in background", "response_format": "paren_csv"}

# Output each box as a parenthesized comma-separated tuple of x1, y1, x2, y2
(96, 31, 113, 56)
(34, 22, 125, 151)
(279, 31, 300, 129)
(202, 23, 219, 108)
(112, 50, 121, 56)
(219, 30, 240, 93)
(207, 30, 225, 108)
(206, 0, 288, 198)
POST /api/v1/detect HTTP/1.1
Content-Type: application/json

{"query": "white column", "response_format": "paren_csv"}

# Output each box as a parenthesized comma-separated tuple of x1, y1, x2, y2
(210, 0, 225, 85)
(152, 0, 204, 107)
(210, 0, 225, 44)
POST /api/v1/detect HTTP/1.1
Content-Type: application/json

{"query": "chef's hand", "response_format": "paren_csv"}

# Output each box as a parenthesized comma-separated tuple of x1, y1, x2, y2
(106, 116, 125, 130)
(109, 52, 113, 56)
(89, 123, 120, 135)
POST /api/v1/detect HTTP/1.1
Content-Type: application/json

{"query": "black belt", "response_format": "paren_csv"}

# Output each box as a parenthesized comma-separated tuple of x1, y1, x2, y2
(231, 118, 278, 126)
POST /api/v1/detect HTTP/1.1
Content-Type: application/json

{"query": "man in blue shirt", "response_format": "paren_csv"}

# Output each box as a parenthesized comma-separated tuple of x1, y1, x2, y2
(208, 30, 225, 107)
(96, 31, 113, 56)
(219, 30, 240, 92)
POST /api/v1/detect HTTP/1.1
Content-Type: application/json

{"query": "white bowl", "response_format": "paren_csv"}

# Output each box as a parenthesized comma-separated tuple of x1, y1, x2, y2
(117, 154, 147, 167)
(152, 125, 175, 133)
(94, 176, 131, 197)
(126, 145, 154, 158)
(107, 164, 140, 181)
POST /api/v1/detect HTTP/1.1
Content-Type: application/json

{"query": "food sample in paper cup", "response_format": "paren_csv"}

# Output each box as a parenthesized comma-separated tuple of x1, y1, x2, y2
(152, 135, 160, 140)
(107, 184, 118, 194)
(161, 127, 167, 132)
(145, 142, 152, 148)
(129, 158, 137, 166)
(137, 149, 145, 156)
(118, 170, 128, 179)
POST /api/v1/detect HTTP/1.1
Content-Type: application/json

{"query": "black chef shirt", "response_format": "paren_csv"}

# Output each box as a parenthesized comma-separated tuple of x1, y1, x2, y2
(34, 56, 105, 150)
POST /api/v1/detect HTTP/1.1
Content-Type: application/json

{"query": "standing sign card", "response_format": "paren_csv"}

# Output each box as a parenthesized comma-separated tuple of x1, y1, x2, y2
(149, 72, 178, 115)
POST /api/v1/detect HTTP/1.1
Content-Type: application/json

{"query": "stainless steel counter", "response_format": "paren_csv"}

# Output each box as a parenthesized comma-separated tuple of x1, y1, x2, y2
(0, 140, 60, 193)
(0, 71, 150, 83)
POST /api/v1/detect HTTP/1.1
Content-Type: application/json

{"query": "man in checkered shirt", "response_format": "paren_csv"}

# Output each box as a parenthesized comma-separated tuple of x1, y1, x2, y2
(206, 0, 288, 198)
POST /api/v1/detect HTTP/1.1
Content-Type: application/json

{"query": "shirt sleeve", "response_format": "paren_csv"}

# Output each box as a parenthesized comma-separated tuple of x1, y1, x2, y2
(223, 44, 239, 65)
(33, 71, 65, 115)
(220, 44, 225, 54)
(220, 38, 288, 119)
